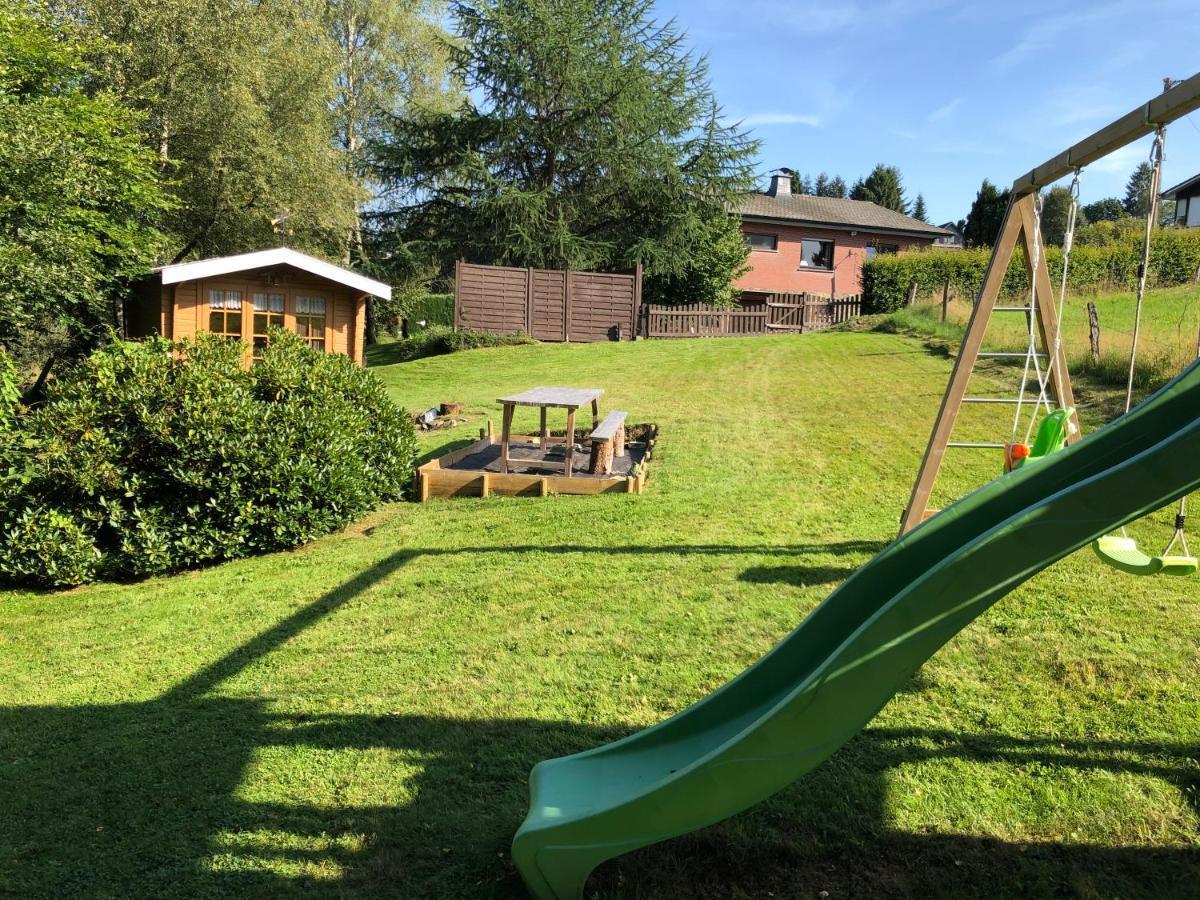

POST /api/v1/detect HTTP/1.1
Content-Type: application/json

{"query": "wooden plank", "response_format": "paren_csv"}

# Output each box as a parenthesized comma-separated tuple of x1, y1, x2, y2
(497, 386, 604, 408)
(1011, 71, 1200, 194)
(499, 403, 514, 474)
(899, 194, 1028, 535)
(564, 408, 577, 478)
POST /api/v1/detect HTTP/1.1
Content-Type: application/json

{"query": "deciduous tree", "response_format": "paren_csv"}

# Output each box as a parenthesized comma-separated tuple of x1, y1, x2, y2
(0, 3, 166, 364)
(1081, 197, 1126, 223)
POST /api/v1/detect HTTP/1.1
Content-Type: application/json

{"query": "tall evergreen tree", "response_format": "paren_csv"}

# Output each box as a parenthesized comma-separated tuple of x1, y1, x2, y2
(790, 170, 813, 194)
(850, 164, 908, 213)
(374, 0, 760, 305)
(825, 175, 848, 198)
(963, 179, 1011, 248)
(1123, 162, 1154, 217)
(912, 193, 928, 222)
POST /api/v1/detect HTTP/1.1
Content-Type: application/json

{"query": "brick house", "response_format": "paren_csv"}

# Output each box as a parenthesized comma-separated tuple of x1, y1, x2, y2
(733, 172, 949, 297)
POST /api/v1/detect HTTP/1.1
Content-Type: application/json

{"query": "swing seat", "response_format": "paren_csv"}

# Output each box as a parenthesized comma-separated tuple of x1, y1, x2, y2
(1091, 535, 1198, 577)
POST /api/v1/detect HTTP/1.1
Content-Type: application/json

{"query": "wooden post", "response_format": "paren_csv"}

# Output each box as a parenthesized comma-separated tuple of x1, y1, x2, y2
(453, 260, 462, 331)
(480, 473, 491, 498)
(539, 407, 548, 445)
(591, 397, 599, 432)
(499, 404, 514, 474)
(525, 266, 534, 336)
(539, 477, 549, 497)
(563, 408, 577, 478)
(905, 279, 918, 307)
(632, 262, 643, 340)
(1088, 302, 1101, 362)
(589, 440, 614, 475)
(899, 197, 1025, 535)
(418, 471, 430, 503)
(615, 423, 625, 459)
(564, 268, 572, 343)
(941, 278, 951, 321)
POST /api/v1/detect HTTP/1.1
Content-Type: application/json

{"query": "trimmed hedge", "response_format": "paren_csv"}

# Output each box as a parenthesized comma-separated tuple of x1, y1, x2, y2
(0, 330, 417, 587)
(862, 227, 1200, 312)
(406, 293, 455, 332)
(373, 325, 536, 364)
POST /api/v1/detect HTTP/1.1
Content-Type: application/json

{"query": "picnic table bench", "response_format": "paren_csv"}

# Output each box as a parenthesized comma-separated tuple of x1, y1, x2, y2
(497, 386, 603, 477)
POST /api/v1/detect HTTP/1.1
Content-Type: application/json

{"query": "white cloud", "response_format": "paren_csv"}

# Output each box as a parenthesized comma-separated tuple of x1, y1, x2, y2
(928, 98, 962, 122)
(739, 112, 822, 127)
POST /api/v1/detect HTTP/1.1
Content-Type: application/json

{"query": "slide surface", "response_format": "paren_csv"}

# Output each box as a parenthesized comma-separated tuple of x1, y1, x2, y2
(513, 359, 1200, 900)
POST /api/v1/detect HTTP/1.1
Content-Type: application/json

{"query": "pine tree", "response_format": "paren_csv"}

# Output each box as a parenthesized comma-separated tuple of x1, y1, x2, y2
(963, 179, 1011, 248)
(912, 193, 928, 222)
(850, 164, 908, 213)
(790, 171, 813, 194)
(375, 0, 760, 305)
(1123, 162, 1153, 217)
(813, 172, 830, 196)
(826, 176, 848, 198)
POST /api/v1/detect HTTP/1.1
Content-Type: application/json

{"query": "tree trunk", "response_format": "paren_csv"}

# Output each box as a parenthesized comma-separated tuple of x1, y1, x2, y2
(1087, 302, 1101, 363)
(589, 440, 614, 475)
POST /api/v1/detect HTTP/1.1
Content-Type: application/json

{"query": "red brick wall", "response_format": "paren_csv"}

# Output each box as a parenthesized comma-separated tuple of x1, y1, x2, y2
(734, 221, 932, 295)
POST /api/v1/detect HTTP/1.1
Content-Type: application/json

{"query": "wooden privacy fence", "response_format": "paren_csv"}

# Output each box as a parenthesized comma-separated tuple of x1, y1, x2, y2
(455, 261, 642, 342)
(643, 293, 862, 338)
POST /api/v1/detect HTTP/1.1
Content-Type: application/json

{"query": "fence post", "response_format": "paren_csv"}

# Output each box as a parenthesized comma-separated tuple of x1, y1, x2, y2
(632, 262, 643, 340)
(1087, 302, 1101, 362)
(905, 279, 918, 307)
(453, 259, 462, 331)
(563, 268, 571, 342)
(525, 267, 534, 336)
(941, 278, 951, 321)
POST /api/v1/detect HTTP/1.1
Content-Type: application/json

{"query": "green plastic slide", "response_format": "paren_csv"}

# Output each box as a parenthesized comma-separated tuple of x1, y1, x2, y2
(513, 359, 1200, 900)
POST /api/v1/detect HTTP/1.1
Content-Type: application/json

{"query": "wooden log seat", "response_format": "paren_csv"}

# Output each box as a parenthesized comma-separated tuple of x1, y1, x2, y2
(588, 410, 627, 475)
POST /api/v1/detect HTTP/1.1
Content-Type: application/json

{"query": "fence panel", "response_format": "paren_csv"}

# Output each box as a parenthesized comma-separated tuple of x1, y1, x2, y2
(454, 261, 641, 342)
(643, 294, 861, 339)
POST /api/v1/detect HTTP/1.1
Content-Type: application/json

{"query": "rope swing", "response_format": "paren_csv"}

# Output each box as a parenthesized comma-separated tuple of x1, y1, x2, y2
(1092, 125, 1198, 577)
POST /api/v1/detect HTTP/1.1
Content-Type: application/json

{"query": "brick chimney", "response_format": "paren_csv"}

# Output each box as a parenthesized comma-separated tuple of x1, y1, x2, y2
(767, 168, 792, 197)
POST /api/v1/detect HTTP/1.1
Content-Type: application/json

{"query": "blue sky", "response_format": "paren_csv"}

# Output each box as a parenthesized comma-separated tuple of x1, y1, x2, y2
(653, 0, 1200, 224)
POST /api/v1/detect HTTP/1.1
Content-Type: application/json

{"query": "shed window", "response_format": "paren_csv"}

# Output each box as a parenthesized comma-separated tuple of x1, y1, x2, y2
(208, 289, 243, 339)
(745, 232, 777, 251)
(252, 292, 285, 359)
(800, 238, 834, 270)
(295, 296, 327, 351)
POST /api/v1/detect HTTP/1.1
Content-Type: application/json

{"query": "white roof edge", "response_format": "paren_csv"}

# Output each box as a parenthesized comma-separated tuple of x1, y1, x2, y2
(155, 248, 392, 300)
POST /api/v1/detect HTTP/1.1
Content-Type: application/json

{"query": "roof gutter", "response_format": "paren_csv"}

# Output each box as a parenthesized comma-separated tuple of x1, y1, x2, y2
(739, 214, 951, 240)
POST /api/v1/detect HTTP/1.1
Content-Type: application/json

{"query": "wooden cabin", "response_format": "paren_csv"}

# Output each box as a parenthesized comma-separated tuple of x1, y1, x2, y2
(126, 248, 392, 366)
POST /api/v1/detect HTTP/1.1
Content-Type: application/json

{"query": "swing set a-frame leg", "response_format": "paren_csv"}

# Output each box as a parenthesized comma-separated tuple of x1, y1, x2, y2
(898, 192, 1078, 536)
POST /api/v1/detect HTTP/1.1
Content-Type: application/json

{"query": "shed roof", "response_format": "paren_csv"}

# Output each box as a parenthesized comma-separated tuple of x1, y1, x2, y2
(155, 247, 391, 300)
(736, 193, 951, 238)
(1161, 172, 1200, 199)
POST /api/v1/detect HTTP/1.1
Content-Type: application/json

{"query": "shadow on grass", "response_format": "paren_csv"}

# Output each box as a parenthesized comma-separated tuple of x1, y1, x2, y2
(2, 542, 1197, 899)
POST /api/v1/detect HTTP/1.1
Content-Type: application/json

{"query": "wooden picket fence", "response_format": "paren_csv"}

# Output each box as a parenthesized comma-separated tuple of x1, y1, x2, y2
(642, 293, 862, 339)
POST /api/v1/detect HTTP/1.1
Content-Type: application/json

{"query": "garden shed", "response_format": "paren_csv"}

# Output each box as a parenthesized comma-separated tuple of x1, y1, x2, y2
(126, 247, 391, 366)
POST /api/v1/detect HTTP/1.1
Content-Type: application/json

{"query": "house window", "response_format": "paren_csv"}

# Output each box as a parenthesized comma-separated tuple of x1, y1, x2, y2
(745, 232, 778, 251)
(1176, 197, 1188, 224)
(208, 289, 243, 339)
(799, 238, 834, 270)
(295, 296, 327, 351)
(865, 243, 900, 260)
(252, 292, 285, 359)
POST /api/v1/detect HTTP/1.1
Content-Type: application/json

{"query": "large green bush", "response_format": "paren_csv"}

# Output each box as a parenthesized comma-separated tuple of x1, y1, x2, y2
(0, 330, 416, 587)
(862, 227, 1200, 312)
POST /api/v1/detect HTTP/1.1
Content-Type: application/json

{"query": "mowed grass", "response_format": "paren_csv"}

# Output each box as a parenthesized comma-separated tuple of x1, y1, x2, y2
(2, 328, 1199, 899)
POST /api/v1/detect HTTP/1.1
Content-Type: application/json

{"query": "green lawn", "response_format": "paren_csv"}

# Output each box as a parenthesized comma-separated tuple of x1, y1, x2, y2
(2, 327, 1199, 899)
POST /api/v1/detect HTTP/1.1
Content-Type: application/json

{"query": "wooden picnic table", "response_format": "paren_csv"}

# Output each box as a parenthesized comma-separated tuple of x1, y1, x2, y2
(496, 386, 603, 477)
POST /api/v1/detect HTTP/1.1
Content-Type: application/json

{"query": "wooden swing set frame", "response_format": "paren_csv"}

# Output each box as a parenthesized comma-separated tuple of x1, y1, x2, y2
(899, 72, 1200, 535)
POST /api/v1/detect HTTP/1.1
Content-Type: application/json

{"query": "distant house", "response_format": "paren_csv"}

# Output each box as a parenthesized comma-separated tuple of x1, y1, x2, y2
(934, 222, 965, 248)
(1161, 173, 1200, 228)
(126, 248, 391, 366)
(732, 172, 950, 297)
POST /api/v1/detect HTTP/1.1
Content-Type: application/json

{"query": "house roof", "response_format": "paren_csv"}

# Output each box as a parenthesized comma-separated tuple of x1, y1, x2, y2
(1161, 172, 1200, 200)
(735, 193, 951, 238)
(155, 247, 392, 300)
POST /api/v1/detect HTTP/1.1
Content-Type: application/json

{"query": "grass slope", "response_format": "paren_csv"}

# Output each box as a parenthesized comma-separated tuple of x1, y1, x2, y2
(1, 330, 1198, 899)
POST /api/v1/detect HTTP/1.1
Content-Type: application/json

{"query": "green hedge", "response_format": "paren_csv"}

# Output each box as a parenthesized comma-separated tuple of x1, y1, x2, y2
(0, 330, 417, 587)
(862, 228, 1200, 312)
(405, 293, 455, 332)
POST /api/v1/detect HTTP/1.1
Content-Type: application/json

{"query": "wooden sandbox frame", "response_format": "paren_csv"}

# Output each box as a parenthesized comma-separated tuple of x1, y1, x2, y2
(416, 428, 654, 501)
